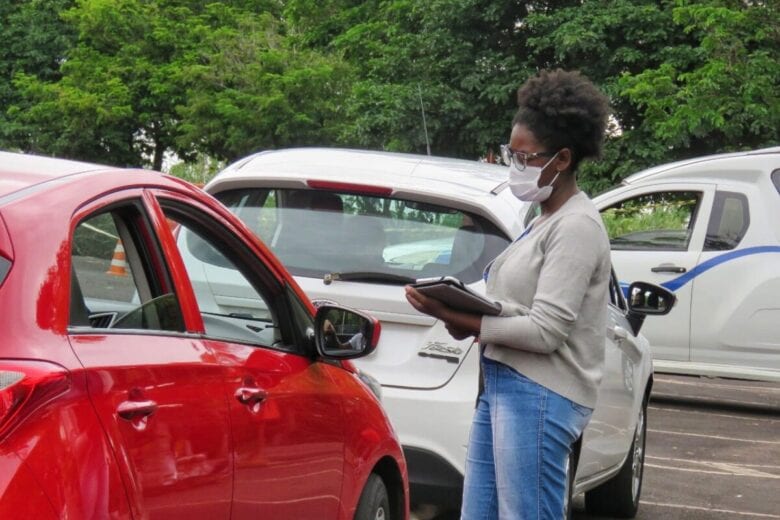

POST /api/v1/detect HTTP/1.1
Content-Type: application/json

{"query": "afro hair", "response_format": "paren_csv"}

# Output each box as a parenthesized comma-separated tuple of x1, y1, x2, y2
(512, 69, 610, 172)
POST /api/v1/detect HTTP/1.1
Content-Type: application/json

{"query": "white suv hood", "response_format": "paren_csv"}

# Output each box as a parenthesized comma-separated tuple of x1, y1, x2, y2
(297, 276, 478, 389)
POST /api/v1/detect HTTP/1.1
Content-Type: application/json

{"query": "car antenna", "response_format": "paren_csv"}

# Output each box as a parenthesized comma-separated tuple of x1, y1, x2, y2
(418, 84, 431, 156)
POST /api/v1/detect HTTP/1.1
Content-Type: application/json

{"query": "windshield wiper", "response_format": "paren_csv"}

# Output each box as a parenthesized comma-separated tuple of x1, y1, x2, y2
(323, 271, 417, 286)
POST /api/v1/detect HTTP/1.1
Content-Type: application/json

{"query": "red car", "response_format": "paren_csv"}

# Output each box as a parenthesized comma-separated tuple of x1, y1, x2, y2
(0, 152, 408, 520)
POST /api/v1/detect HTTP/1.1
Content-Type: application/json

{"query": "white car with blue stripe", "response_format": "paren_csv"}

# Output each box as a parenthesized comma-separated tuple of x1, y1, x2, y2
(593, 146, 780, 382)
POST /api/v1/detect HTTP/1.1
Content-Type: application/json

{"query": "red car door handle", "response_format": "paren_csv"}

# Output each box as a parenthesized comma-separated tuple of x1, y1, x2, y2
(117, 400, 158, 420)
(234, 387, 267, 405)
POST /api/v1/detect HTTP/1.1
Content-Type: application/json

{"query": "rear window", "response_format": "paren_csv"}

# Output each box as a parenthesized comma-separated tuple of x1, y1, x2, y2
(773, 169, 780, 195)
(214, 188, 510, 283)
(704, 191, 749, 251)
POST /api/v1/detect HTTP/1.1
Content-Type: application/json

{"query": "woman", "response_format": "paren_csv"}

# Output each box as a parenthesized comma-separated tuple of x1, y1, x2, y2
(405, 69, 612, 519)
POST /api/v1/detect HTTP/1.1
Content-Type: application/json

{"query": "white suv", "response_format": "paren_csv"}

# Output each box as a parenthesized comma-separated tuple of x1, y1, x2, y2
(201, 148, 673, 517)
(594, 147, 780, 382)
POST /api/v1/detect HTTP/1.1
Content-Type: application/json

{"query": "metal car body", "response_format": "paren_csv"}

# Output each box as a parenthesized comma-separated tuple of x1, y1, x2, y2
(203, 147, 667, 516)
(594, 147, 780, 382)
(0, 151, 408, 520)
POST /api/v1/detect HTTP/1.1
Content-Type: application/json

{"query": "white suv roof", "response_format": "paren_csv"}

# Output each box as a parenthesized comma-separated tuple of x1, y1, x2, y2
(621, 146, 780, 186)
(208, 147, 526, 237)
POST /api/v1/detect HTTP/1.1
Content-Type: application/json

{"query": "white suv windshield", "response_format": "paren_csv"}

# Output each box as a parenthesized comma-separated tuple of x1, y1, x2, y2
(215, 188, 510, 284)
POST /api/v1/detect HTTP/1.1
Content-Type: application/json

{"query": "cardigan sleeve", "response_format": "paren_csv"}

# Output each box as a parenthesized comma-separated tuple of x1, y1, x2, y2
(480, 215, 606, 354)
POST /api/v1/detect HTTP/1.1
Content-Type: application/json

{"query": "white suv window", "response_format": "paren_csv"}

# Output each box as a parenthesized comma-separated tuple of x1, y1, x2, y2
(704, 191, 749, 251)
(601, 191, 701, 251)
(772, 169, 780, 195)
(217, 188, 510, 283)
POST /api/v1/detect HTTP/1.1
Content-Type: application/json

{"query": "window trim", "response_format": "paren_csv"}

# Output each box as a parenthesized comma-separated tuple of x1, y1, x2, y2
(703, 190, 750, 251)
(608, 268, 627, 312)
(772, 169, 780, 196)
(154, 196, 306, 354)
(603, 190, 704, 252)
(68, 196, 187, 335)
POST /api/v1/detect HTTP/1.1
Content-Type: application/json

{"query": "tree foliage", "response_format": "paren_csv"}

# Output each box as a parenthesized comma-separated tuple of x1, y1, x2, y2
(286, 0, 537, 158)
(0, 0, 778, 191)
(0, 0, 77, 151)
(176, 6, 352, 161)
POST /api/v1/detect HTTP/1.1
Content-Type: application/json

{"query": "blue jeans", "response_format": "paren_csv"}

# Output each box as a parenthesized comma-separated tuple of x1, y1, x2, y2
(461, 356, 593, 520)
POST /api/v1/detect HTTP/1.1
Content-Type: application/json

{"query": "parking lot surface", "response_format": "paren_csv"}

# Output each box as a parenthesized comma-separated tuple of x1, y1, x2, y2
(414, 373, 780, 520)
(577, 373, 780, 519)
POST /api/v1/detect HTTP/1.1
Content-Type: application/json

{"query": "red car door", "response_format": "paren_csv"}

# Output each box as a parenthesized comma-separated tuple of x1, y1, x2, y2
(67, 193, 232, 519)
(152, 192, 348, 519)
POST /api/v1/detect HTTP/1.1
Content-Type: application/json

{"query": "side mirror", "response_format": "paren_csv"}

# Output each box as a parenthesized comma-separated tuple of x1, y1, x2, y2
(314, 305, 380, 360)
(625, 281, 676, 335)
(627, 281, 676, 315)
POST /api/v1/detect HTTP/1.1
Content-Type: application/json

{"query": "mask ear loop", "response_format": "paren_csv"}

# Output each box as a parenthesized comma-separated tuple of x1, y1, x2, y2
(545, 171, 561, 189)
(541, 152, 561, 190)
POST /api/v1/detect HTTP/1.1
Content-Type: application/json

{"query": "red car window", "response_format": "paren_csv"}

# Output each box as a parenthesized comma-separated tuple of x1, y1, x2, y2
(69, 201, 185, 332)
(153, 197, 310, 353)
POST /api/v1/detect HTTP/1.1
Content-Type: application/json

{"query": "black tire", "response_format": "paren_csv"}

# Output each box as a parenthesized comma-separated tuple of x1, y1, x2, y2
(355, 473, 390, 520)
(585, 401, 647, 518)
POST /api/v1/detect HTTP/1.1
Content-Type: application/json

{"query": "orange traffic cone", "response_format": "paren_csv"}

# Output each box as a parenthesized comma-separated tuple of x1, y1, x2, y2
(106, 241, 128, 276)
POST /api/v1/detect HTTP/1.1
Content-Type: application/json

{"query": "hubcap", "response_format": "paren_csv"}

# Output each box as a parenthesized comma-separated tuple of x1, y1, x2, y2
(631, 406, 645, 500)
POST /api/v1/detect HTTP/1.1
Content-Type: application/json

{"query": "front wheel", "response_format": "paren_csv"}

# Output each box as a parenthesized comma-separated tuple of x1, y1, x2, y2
(585, 400, 647, 518)
(355, 473, 390, 520)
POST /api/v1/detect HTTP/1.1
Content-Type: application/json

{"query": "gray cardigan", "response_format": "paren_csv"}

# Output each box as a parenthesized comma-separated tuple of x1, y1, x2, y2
(480, 191, 611, 408)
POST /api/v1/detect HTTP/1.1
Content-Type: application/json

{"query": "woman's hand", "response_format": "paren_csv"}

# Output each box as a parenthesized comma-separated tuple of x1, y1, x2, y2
(405, 286, 482, 340)
(405, 286, 450, 321)
(445, 323, 473, 341)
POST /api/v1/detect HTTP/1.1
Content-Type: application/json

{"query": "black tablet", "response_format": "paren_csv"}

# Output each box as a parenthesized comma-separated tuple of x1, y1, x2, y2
(411, 276, 501, 316)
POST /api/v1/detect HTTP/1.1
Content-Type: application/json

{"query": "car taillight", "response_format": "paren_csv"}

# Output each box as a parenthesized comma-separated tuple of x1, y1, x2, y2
(0, 361, 71, 441)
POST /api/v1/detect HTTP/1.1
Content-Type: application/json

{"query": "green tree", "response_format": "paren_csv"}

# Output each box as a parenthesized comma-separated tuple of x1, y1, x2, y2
(619, 1, 780, 155)
(4, 0, 778, 189)
(176, 5, 352, 161)
(288, 0, 779, 193)
(0, 0, 77, 151)
(286, 0, 538, 158)
(8, 0, 288, 168)
(523, 0, 779, 193)
(167, 154, 224, 185)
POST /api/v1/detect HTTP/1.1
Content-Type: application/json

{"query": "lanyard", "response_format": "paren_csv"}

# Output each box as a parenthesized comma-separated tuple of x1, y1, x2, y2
(514, 225, 533, 243)
(483, 224, 534, 282)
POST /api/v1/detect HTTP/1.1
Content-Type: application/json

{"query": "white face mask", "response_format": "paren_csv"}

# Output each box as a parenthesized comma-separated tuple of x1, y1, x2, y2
(508, 153, 560, 202)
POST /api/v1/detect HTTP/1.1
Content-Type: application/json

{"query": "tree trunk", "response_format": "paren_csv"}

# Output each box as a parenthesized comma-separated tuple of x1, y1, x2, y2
(153, 141, 164, 172)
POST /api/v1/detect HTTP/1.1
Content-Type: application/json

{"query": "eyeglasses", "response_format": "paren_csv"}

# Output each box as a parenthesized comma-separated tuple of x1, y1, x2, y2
(500, 145, 556, 170)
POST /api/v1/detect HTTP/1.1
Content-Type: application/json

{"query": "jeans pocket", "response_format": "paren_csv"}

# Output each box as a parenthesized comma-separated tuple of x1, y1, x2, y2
(570, 401, 593, 418)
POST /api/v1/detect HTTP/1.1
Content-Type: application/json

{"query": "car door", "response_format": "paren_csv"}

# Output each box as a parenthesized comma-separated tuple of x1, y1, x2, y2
(67, 192, 232, 520)
(689, 187, 778, 370)
(597, 183, 715, 362)
(152, 191, 348, 519)
(578, 270, 642, 477)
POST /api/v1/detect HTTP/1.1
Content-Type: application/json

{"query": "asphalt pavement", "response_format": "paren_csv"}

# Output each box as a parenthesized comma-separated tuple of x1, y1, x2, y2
(575, 373, 780, 519)
(414, 373, 780, 520)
